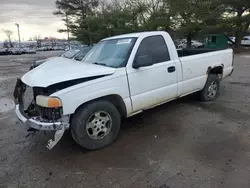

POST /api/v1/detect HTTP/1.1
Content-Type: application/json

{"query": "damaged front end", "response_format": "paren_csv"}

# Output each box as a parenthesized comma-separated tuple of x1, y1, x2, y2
(13, 78, 69, 149)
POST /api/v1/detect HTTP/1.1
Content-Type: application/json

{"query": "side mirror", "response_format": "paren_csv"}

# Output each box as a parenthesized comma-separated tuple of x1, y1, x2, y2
(133, 54, 153, 69)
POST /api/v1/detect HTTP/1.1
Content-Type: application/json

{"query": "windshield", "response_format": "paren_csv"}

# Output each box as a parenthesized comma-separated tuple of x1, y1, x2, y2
(61, 49, 80, 59)
(83, 38, 136, 68)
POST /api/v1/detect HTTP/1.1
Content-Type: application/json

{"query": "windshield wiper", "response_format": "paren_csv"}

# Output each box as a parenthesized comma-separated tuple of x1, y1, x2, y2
(93, 62, 108, 66)
(93, 62, 117, 68)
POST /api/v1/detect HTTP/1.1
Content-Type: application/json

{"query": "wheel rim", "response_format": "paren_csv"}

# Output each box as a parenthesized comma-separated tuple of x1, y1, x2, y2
(207, 81, 218, 99)
(86, 111, 112, 140)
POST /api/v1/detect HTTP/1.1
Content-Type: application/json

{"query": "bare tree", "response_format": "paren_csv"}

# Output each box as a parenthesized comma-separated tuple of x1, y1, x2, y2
(2, 29, 13, 47)
(33, 34, 41, 41)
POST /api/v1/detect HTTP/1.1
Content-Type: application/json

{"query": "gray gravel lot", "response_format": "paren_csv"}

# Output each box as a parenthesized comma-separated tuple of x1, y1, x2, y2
(0, 52, 249, 188)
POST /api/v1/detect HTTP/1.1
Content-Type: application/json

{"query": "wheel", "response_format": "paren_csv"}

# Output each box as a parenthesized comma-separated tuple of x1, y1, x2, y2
(71, 100, 121, 150)
(199, 74, 220, 101)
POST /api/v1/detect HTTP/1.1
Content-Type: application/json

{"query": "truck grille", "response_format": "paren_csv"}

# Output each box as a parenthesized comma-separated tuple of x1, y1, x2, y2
(36, 106, 62, 120)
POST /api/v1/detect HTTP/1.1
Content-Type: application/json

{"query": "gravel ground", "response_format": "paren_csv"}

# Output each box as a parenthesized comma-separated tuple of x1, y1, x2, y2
(0, 52, 250, 188)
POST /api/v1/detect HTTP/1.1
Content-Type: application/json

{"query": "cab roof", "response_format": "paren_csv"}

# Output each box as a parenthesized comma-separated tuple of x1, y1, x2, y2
(102, 31, 168, 41)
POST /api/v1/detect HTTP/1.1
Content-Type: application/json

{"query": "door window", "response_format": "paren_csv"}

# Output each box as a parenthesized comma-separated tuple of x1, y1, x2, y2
(135, 35, 170, 65)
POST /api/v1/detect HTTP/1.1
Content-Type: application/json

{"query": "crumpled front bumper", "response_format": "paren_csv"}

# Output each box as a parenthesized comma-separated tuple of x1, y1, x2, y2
(16, 104, 69, 149)
(15, 104, 69, 131)
(14, 78, 69, 149)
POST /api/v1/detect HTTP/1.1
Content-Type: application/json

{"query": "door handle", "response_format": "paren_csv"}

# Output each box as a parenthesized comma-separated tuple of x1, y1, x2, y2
(168, 66, 176, 73)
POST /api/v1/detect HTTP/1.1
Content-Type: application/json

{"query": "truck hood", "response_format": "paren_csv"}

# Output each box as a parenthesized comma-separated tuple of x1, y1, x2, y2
(36, 56, 56, 65)
(22, 57, 116, 87)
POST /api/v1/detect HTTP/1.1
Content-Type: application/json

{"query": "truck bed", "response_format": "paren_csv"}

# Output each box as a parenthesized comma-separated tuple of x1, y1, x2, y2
(177, 48, 227, 57)
(176, 48, 233, 96)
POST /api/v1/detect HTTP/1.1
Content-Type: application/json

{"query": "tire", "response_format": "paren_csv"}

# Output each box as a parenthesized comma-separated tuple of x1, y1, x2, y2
(199, 74, 220, 101)
(71, 100, 121, 150)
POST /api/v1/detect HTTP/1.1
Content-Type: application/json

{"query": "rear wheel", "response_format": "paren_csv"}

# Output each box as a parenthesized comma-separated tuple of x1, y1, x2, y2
(199, 74, 220, 101)
(71, 100, 121, 150)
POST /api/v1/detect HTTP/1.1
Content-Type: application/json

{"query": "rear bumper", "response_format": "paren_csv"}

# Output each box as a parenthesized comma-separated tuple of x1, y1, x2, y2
(15, 104, 69, 131)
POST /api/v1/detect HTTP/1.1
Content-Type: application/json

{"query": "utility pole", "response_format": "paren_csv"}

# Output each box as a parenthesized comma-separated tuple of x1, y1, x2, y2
(15, 23, 21, 48)
(65, 12, 71, 50)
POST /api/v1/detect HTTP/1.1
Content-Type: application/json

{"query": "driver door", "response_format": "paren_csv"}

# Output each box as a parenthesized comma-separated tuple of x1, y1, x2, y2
(127, 35, 178, 112)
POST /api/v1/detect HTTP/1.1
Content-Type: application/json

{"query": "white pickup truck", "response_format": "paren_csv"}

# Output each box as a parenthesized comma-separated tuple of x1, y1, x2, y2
(14, 31, 234, 150)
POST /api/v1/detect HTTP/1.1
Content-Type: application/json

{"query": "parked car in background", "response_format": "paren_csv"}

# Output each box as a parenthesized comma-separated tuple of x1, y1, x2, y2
(37, 47, 47, 51)
(228, 37, 235, 45)
(0, 48, 9, 55)
(9, 48, 22, 55)
(37, 46, 53, 51)
(30, 46, 93, 69)
(64, 47, 70, 51)
(174, 39, 182, 48)
(15, 31, 234, 150)
(177, 40, 204, 49)
(30, 49, 80, 69)
(23, 48, 36, 54)
(229, 37, 235, 41)
(73, 46, 93, 61)
(228, 36, 250, 46)
(241, 36, 250, 46)
(53, 46, 65, 51)
(7, 48, 36, 55)
(61, 48, 81, 59)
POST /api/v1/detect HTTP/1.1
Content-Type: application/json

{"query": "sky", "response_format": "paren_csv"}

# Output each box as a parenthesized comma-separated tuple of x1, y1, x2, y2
(0, 0, 67, 41)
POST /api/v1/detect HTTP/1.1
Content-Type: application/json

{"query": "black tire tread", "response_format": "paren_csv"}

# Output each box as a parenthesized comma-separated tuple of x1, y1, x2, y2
(199, 74, 220, 101)
(71, 100, 121, 150)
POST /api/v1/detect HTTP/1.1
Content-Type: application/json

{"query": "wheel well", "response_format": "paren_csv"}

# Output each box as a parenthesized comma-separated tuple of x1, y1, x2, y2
(102, 95, 127, 118)
(207, 65, 223, 75)
(73, 94, 127, 118)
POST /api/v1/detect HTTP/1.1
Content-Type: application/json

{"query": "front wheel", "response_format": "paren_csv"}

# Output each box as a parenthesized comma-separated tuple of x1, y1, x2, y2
(71, 100, 121, 150)
(199, 74, 220, 101)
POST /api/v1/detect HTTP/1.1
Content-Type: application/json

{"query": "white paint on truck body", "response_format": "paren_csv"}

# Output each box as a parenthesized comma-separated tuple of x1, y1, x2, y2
(21, 31, 233, 117)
